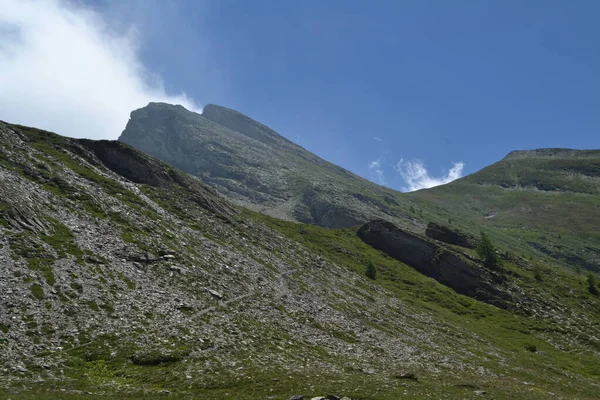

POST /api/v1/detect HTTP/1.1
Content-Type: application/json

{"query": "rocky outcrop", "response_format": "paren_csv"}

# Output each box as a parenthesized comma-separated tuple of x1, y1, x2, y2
(425, 222, 477, 249)
(78, 139, 181, 187)
(78, 139, 238, 219)
(358, 220, 513, 307)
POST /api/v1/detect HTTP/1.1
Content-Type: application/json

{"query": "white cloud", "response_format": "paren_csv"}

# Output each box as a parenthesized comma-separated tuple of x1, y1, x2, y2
(368, 159, 386, 185)
(0, 0, 200, 140)
(395, 159, 464, 191)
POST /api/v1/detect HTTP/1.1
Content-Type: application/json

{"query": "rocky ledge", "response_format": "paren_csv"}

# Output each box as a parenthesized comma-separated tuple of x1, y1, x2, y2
(358, 220, 521, 309)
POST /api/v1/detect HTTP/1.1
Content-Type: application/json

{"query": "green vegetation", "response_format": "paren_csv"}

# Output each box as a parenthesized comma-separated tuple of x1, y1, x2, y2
(41, 217, 84, 261)
(30, 283, 44, 300)
(365, 260, 377, 280)
(533, 265, 543, 282)
(477, 231, 499, 269)
(408, 150, 600, 276)
(2, 121, 599, 399)
(13, 124, 146, 212)
(587, 273, 598, 295)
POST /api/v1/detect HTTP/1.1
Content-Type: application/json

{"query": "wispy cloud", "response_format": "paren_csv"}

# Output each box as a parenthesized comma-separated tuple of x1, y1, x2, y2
(0, 0, 200, 140)
(373, 136, 382, 142)
(368, 159, 386, 185)
(395, 159, 464, 191)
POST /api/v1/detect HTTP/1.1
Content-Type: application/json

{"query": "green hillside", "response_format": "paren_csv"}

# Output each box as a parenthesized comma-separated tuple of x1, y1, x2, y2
(1, 120, 599, 399)
(408, 149, 600, 273)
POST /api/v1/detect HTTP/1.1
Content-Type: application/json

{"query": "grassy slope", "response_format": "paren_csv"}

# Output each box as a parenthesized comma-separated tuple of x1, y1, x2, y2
(406, 151, 600, 273)
(1, 123, 599, 399)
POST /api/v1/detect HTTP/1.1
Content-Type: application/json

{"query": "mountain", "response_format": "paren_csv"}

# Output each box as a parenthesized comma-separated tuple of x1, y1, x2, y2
(119, 103, 407, 228)
(408, 148, 600, 273)
(1, 118, 599, 399)
(120, 103, 600, 274)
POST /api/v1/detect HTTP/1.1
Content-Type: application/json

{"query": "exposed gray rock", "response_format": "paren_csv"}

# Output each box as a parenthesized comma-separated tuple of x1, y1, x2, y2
(358, 220, 519, 308)
(118, 103, 408, 228)
(394, 372, 418, 381)
(425, 222, 477, 249)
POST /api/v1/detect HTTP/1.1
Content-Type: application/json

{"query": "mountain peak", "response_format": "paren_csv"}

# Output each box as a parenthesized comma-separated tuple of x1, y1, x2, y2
(145, 102, 191, 112)
(118, 102, 396, 228)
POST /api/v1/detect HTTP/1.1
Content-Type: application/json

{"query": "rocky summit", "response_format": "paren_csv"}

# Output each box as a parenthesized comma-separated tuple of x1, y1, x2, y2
(119, 103, 407, 228)
(1, 114, 599, 400)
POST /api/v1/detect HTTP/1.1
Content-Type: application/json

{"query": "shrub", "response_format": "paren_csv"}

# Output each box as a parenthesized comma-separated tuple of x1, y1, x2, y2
(365, 260, 377, 280)
(477, 232, 499, 269)
(533, 265, 543, 282)
(587, 273, 598, 295)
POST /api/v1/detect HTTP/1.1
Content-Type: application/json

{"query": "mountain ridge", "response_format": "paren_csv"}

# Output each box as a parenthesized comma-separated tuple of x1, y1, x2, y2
(119, 103, 408, 228)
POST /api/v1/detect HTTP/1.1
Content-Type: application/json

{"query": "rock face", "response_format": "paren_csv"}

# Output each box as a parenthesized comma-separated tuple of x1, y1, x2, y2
(358, 220, 513, 307)
(425, 222, 477, 249)
(118, 103, 406, 228)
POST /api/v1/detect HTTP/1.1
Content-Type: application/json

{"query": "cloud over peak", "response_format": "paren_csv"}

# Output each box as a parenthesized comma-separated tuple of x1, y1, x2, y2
(0, 0, 200, 140)
(395, 159, 464, 192)
(368, 159, 386, 185)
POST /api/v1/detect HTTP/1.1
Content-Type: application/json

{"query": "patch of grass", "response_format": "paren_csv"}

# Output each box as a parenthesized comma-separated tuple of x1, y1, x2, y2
(27, 257, 56, 286)
(40, 216, 83, 262)
(87, 301, 100, 312)
(122, 275, 136, 290)
(9, 233, 57, 285)
(30, 283, 44, 300)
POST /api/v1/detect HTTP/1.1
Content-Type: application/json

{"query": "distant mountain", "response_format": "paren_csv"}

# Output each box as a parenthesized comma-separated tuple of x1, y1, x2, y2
(119, 103, 407, 228)
(408, 148, 600, 272)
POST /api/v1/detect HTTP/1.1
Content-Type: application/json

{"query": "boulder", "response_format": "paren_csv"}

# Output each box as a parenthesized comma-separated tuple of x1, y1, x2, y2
(425, 222, 477, 249)
(358, 220, 512, 307)
(394, 372, 418, 381)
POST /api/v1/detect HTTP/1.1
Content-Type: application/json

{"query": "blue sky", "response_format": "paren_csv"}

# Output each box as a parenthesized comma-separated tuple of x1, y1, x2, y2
(1, 1, 599, 191)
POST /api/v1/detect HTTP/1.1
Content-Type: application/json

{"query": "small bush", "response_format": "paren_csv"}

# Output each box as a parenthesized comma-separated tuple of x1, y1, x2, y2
(533, 265, 543, 282)
(365, 260, 377, 280)
(587, 273, 598, 295)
